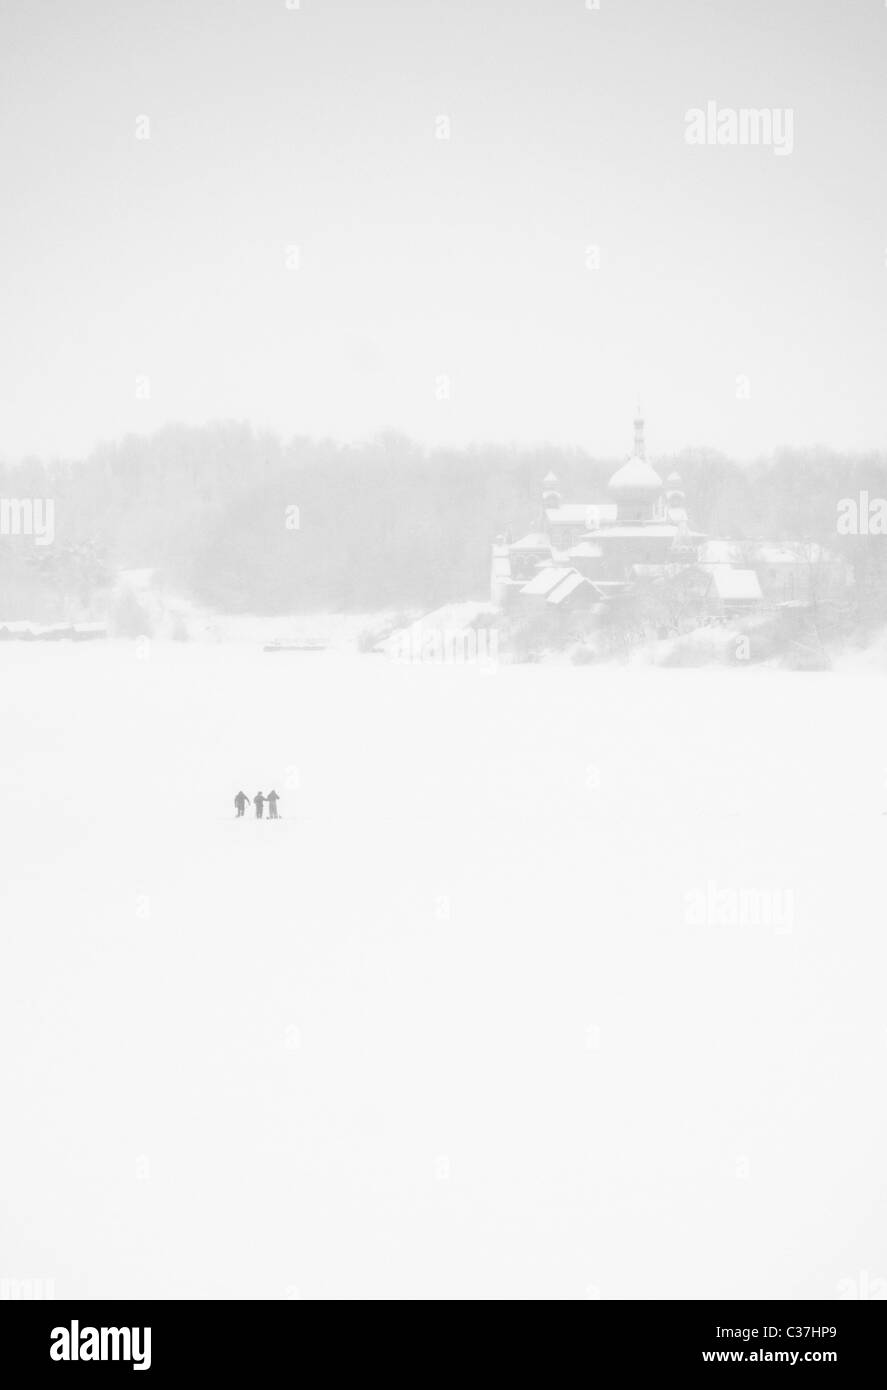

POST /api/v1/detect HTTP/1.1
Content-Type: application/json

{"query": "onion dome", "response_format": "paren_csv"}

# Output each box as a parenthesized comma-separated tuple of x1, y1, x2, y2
(608, 413, 663, 494)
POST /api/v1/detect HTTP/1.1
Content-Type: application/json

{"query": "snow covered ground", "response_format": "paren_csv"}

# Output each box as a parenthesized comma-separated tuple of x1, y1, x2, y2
(1, 642, 885, 1299)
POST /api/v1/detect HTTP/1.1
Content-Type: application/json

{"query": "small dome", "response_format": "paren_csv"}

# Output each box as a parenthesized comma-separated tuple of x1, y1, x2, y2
(543, 470, 559, 486)
(608, 455, 664, 494)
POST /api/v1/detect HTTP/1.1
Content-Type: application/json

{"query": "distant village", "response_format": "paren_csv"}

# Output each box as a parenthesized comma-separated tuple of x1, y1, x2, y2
(382, 413, 855, 667)
(0, 414, 860, 666)
(483, 413, 852, 665)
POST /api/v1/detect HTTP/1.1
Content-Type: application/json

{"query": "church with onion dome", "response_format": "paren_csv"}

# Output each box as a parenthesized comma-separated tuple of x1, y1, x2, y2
(491, 413, 708, 613)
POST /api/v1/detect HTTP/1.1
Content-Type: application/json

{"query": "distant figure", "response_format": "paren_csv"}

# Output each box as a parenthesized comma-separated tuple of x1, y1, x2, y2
(267, 789, 280, 819)
(254, 791, 266, 819)
(234, 790, 250, 818)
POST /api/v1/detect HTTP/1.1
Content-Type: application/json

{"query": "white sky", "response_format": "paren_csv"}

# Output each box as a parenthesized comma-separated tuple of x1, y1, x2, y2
(1, 0, 885, 461)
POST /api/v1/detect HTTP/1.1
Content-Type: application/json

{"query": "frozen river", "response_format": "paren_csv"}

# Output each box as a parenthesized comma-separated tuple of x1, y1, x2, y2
(1, 643, 884, 1298)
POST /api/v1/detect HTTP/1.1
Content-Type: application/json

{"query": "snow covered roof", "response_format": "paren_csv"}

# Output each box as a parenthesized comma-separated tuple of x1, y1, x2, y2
(568, 540, 604, 559)
(756, 543, 830, 565)
(584, 504, 619, 527)
(416, 601, 497, 627)
(752, 542, 838, 565)
(698, 539, 743, 565)
(547, 572, 587, 605)
(543, 503, 619, 528)
(698, 540, 838, 569)
(583, 524, 681, 540)
(709, 569, 763, 601)
(545, 505, 593, 525)
(520, 566, 575, 597)
(608, 455, 664, 494)
(755, 544, 799, 564)
(509, 532, 551, 551)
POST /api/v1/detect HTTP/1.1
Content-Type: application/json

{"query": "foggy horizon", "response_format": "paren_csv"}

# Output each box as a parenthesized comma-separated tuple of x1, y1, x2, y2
(3, 0, 887, 463)
(9, 414, 887, 473)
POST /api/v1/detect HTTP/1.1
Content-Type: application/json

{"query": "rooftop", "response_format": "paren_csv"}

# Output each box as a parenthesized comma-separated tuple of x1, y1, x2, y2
(509, 532, 551, 551)
(608, 455, 664, 494)
(568, 540, 605, 559)
(520, 566, 575, 597)
(709, 568, 763, 601)
(545, 504, 619, 528)
(547, 571, 588, 605)
(580, 523, 682, 541)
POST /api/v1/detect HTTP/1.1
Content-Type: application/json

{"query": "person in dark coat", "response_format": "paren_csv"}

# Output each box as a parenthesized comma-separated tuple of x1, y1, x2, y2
(266, 790, 280, 819)
(254, 791, 266, 819)
(234, 791, 250, 817)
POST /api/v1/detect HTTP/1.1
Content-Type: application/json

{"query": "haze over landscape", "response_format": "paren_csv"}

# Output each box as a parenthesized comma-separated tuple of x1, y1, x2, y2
(2, 0, 887, 463)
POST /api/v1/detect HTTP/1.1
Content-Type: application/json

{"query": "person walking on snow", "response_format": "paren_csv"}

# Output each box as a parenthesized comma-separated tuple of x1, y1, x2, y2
(254, 791, 266, 819)
(266, 790, 280, 819)
(234, 791, 250, 818)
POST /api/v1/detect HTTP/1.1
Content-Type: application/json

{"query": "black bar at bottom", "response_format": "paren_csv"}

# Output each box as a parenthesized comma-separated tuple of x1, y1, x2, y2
(0, 1299, 881, 1376)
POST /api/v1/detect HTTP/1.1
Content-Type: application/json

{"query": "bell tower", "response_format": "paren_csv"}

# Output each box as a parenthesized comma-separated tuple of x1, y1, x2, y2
(633, 410, 646, 459)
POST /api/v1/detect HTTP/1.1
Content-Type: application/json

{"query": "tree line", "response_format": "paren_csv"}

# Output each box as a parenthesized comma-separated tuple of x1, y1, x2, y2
(2, 422, 886, 622)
